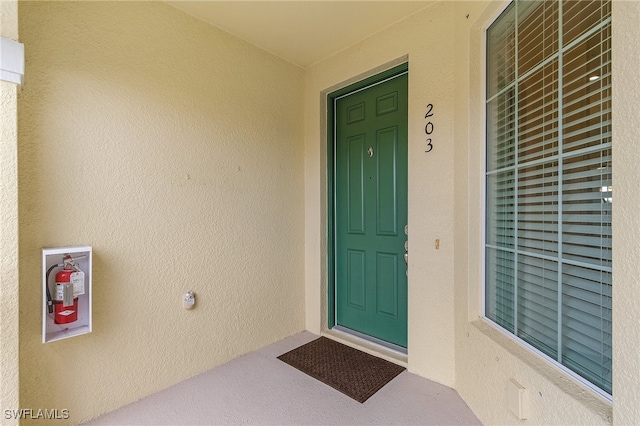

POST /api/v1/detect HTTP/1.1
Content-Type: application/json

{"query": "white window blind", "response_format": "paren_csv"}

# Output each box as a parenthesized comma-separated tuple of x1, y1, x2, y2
(485, 0, 612, 396)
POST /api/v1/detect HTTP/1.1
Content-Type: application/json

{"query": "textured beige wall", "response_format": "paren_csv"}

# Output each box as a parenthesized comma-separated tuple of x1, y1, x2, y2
(18, 1, 304, 423)
(13, 0, 640, 424)
(306, 0, 639, 424)
(0, 1, 20, 424)
(611, 1, 640, 424)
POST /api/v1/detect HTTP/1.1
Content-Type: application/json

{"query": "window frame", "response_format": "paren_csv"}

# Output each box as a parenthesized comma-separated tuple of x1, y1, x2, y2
(481, 0, 613, 401)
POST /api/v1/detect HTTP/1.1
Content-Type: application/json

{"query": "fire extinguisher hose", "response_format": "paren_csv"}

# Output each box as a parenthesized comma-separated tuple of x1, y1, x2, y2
(45, 263, 62, 314)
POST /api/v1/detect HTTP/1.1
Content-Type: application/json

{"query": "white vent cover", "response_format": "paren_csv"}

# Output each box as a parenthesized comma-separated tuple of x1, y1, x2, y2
(507, 378, 530, 420)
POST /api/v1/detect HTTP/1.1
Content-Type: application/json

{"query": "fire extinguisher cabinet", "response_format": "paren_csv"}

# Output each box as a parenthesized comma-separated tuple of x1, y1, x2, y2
(42, 246, 92, 343)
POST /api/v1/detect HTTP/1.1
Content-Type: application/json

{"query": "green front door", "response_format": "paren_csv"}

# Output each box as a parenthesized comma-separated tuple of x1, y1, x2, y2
(334, 71, 408, 348)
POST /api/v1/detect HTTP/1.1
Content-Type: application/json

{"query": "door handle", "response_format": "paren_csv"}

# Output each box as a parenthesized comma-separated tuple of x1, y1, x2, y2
(404, 225, 408, 265)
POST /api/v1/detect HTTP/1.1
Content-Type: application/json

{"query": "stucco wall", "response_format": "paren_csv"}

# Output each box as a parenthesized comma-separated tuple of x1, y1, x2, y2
(0, 1, 20, 424)
(12, 0, 640, 424)
(18, 2, 305, 423)
(306, 0, 639, 424)
(610, 1, 640, 424)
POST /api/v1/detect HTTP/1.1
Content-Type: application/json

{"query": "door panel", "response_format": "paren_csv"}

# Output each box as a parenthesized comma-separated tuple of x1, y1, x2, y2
(347, 249, 366, 310)
(376, 127, 399, 236)
(347, 134, 366, 234)
(376, 252, 398, 318)
(335, 72, 408, 347)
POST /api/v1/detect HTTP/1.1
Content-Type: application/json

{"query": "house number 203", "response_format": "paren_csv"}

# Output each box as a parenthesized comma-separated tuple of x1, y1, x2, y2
(424, 103, 434, 153)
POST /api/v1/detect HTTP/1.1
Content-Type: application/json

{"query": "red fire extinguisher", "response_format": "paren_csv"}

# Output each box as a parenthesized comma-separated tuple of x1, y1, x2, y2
(46, 254, 85, 324)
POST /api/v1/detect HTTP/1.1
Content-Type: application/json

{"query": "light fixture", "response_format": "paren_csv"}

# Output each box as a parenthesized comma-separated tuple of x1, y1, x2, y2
(589, 75, 600, 82)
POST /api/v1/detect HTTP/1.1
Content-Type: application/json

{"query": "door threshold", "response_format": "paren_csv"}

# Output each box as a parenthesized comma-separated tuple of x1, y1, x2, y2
(323, 326, 408, 367)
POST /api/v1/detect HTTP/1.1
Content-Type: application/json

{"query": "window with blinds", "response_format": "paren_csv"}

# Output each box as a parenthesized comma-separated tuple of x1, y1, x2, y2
(485, 0, 612, 396)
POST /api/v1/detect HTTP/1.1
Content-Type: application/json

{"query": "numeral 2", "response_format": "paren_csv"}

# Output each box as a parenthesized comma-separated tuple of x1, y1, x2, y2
(424, 103, 434, 118)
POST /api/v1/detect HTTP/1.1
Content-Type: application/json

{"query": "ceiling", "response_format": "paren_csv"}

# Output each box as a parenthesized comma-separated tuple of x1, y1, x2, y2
(165, 1, 433, 68)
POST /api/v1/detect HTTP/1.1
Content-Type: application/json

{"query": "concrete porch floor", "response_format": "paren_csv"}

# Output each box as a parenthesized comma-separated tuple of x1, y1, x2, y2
(84, 331, 481, 425)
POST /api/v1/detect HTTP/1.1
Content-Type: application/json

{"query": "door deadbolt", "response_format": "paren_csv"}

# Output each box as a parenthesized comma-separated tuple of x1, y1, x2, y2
(368, 146, 374, 157)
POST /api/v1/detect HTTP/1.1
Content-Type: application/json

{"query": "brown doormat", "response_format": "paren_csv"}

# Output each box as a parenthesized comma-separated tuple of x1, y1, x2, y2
(277, 337, 405, 403)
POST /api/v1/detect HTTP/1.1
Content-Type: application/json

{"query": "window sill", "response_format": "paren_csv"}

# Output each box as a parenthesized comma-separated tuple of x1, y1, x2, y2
(470, 319, 612, 423)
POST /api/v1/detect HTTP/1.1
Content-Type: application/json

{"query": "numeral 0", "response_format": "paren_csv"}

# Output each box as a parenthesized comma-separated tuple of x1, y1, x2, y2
(425, 122, 434, 135)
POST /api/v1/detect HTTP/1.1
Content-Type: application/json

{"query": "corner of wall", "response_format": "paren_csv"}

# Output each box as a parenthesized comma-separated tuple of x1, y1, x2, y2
(0, 1, 20, 424)
(611, 0, 640, 423)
